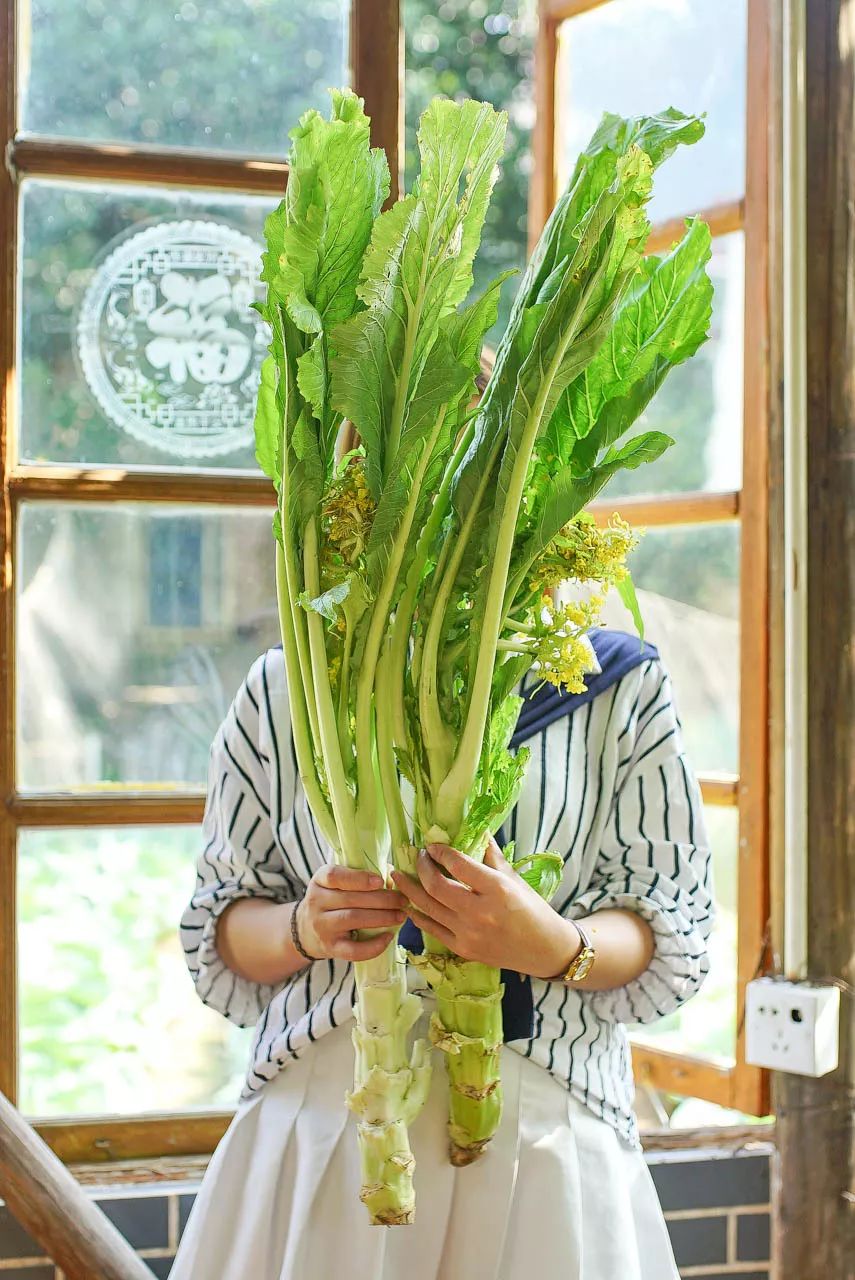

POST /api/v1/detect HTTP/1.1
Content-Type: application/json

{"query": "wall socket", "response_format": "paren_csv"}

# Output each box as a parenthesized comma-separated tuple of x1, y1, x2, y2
(745, 977, 840, 1076)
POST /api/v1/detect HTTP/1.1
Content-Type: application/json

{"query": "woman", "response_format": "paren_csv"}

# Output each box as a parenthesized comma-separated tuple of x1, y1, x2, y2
(170, 631, 713, 1280)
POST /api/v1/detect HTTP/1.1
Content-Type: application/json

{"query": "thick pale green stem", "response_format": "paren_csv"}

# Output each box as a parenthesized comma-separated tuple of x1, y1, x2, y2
(375, 644, 415, 876)
(387, 419, 478, 754)
(274, 541, 338, 850)
(418, 436, 502, 795)
(347, 941, 432, 1224)
(336, 622, 355, 762)
(302, 520, 362, 867)
(407, 946, 503, 1166)
(279, 496, 323, 763)
(354, 408, 451, 855)
(435, 294, 599, 837)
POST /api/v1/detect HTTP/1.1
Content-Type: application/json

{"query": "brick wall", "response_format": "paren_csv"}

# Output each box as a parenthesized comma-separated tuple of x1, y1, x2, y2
(648, 1147, 775, 1279)
(0, 1145, 775, 1278)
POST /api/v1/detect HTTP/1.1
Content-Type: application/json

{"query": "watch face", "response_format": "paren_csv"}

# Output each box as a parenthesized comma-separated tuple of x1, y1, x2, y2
(574, 949, 595, 980)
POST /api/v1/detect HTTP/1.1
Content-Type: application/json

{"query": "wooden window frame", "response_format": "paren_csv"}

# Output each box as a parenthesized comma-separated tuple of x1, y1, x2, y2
(532, 0, 773, 1115)
(0, 0, 772, 1164)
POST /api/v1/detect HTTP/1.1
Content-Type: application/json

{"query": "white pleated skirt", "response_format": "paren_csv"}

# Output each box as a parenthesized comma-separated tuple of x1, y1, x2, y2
(170, 1016, 679, 1280)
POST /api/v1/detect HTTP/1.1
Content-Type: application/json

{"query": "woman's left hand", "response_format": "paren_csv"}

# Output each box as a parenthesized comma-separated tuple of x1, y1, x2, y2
(391, 840, 581, 980)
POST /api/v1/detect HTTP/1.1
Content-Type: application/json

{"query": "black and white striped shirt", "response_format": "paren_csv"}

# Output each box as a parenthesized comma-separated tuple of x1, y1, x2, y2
(180, 643, 714, 1150)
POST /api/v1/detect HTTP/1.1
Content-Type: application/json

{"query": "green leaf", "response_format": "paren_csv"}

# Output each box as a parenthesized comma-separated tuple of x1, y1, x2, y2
(616, 571, 645, 643)
(297, 579, 351, 622)
(512, 851, 564, 902)
(361, 271, 511, 612)
(263, 88, 389, 337)
(331, 98, 507, 498)
(507, 431, 672, 603)
(569, 357, 670, 475)
(453, 145, 654, 532)
(487, 692, 523, 760)
(492, 108, 705, 387)
(296, 337, 326, 419)
(296, 335, 341, 462)
(601, 429, 674, 469)
(253, 355, 280, 486)
(287, 408, 324, 531)
(362, 335, 471, 594)
(490, 654, 532, 709)
(457, 147, 656, 680)
(551, 217, 713, 458)
(417, 98, 510, 310)
(456, 743, 531, 853)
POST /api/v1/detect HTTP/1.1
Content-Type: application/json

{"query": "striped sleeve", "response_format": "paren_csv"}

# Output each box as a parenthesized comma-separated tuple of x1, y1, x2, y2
(564, 661, 715, 1026)
(179, 654, 298, 1027)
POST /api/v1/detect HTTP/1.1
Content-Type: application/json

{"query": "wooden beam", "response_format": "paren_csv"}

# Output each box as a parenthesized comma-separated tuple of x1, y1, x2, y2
(351, 0, 402, 202)
(4, 779, 733, 829)
(642, 1121, 775, 1153)
(646, 198, 746, 255)
(630, 1043, 736, 1108)
(37, 1113, 232, 1165)
(11, 472, 742, 525)
(9, 464, 275, 507)
(590, 489, 740, 527)
(699, 774, 740, 807)
(60, 1120, 770, 1181)
(776, 2, 855, 1274)
(10, 136, 289, 195)
(0, 1091, 153, 1280)
(542, 0, 611, 19)
(8, 794, 204, 827)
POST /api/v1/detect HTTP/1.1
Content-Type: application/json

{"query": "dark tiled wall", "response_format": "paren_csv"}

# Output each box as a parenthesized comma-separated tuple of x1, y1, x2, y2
(648, 1148, 774, 1278)
(0, 1147, 774, 1278)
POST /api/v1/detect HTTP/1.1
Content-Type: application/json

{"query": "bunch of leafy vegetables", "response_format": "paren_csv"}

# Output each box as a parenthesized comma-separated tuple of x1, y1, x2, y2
(254, 87, 712, 1222)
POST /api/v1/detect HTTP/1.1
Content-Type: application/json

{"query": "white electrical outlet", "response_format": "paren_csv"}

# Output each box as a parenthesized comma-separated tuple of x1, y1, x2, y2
(745, 977, 840, 1076)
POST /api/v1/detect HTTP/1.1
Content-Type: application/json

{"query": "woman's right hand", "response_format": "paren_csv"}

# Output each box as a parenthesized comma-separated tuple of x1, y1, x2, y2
(296, 864, 408, 962)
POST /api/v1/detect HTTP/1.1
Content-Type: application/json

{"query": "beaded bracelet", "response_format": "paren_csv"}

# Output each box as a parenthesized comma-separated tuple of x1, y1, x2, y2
(290, 898, 316, 963)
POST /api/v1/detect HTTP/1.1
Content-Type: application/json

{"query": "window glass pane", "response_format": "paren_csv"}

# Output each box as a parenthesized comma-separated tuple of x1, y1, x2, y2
(404, 0, 536, 340)
(631, 804, 737, 1064)
(605, 234, 744, 498)
(19, 180, 277, 470)
(602, 522, 740, 774)
(20, 0, 350, 153)
(556, 0, 747, 223)
(19, 826, 250, 1116)
(18, 503, 278, 791)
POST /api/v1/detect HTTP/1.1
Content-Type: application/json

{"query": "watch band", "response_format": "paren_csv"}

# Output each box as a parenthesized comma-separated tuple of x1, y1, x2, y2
(560, 920, 596, 982)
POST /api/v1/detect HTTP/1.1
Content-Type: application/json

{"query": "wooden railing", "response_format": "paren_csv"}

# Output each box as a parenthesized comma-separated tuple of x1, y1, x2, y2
(0, 1092, 151, 1280)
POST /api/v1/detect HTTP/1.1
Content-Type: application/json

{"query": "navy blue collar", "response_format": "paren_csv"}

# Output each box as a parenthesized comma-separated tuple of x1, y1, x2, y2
(510, 628, 658, 748)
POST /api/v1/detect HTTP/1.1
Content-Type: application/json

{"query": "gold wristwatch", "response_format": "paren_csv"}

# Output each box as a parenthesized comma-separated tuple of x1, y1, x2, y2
(559, 921, 596, 982)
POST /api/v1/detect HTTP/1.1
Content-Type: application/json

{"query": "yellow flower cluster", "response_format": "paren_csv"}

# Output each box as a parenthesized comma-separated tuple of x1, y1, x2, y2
(321, 456, 376, 575)
(534, 594, 605, 692)
(529, 513, 638, 597)
(535, 629, 595, 692)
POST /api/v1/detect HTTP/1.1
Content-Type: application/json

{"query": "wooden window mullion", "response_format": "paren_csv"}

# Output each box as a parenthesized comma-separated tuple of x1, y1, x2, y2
(351, 0, 402, 201)
(9, 137, 289, 194)
(1, 0, 19, 1105)
(731, 0, 772, 1117)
